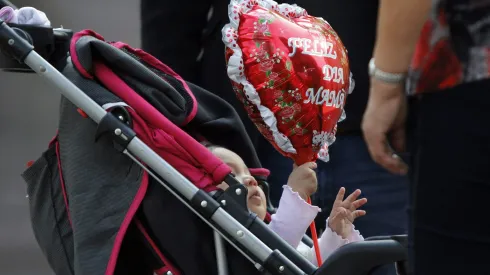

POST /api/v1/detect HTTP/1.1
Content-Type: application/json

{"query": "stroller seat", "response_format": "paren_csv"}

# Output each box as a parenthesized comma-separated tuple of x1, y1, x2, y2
(0, 16, 408, 275)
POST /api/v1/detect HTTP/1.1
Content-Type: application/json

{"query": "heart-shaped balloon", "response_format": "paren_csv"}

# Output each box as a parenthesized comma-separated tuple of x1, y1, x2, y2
(223, 0, 354, 165)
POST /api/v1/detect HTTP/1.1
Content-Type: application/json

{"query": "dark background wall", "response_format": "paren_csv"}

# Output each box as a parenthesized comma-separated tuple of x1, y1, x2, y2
(0, 1, 140, 273)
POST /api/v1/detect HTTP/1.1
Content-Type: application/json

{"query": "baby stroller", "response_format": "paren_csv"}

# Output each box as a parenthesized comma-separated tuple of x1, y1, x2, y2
(0, 6, 408, 275)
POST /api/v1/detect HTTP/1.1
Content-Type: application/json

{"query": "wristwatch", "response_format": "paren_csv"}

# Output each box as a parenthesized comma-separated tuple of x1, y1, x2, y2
(368, 58, 406, 84)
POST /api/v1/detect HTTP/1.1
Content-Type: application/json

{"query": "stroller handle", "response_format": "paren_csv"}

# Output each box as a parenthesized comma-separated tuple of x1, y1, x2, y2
(0, 20, 308, 275)
(0, 20, 35, 64)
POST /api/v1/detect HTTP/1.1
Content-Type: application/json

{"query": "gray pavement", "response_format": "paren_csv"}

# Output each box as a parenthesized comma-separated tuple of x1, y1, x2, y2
(0, 0, 139, 273)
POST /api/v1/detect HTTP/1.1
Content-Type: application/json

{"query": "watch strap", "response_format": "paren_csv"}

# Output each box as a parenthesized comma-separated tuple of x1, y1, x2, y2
(368, 58, 406, 84)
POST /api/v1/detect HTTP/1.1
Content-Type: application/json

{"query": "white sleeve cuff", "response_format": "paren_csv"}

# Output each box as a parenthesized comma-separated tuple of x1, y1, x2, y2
(268, 185, 320, 248)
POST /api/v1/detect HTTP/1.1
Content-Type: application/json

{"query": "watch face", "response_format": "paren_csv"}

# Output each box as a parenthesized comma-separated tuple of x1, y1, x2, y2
(368, 58, 375, 76)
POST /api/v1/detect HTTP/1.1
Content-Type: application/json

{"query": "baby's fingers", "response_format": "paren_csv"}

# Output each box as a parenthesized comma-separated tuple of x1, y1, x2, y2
(352, 198, 368, 210)
(330, 208, 348, 223)
(335, 187, 345, 202)
(352, 210, 367, 220)
(333, 187, 345, 208)
(345, 189, 362, 203)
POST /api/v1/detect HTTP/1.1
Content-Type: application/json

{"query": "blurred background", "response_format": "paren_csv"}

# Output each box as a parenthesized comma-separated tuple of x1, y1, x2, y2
(0, 0, 139, 274)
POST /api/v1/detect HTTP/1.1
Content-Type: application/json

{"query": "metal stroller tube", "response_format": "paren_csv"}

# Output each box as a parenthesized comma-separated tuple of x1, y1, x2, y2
(0, 20, 307, 275)
(214, 231, 229, 275)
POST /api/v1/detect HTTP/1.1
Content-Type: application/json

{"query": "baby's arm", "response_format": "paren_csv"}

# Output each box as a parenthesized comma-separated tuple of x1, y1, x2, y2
(268, 162, 319, 247)
(271, 186, 364, 265)
(268, 162, 365, 265)
(268, 186, 319, 248)
(309, 188, 366, 264)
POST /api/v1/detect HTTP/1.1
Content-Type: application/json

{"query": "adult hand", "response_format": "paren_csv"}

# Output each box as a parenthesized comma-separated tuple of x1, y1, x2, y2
(362, 78, 408, 175)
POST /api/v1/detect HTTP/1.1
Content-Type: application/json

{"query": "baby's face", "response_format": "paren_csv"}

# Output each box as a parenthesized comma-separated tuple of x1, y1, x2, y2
(212, 147, 267, 220)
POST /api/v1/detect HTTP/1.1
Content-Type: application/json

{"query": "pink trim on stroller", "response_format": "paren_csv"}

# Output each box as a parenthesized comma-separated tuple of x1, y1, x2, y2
(105, 171, 150, 275)
(249, 168, 270, 178)
(70, 29, 233, 192)
(111, 41, 198, 125)
(135, 219, 180, 275)
(93, 61, 231, 192)
(48, 134, 73, 226)
(55, 140, 72, 226)
(69, 30, 100, 80)
(70, 30, 198, 125)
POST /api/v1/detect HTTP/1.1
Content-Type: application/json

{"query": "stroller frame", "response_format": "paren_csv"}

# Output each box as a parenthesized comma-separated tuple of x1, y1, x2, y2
(0, 12, 409, 275)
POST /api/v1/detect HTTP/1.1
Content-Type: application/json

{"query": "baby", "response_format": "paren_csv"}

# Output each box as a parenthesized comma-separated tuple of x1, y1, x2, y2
(205, 143, 367, 265)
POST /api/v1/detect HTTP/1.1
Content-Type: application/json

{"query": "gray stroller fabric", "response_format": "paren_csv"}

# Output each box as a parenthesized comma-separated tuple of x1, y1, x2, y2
(22, 142, 75, 275)
(57, 61, 145, 274)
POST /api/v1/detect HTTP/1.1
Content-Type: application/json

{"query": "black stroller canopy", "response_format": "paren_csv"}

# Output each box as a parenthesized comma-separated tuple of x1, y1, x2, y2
(70, 30, 263, 170)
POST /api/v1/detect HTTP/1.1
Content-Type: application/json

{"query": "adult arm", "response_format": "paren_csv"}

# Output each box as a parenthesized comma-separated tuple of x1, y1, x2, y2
(373, 0, 432, 73)
(362, 0, 432, 174)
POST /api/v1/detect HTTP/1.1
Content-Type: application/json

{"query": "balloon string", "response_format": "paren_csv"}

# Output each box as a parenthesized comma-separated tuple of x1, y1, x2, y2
(307, 196, 322, 266)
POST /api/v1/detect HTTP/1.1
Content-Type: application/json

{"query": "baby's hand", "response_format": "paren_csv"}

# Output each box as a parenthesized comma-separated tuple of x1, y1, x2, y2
(287, 162, 318, 201)
(328, 188, 367, 239)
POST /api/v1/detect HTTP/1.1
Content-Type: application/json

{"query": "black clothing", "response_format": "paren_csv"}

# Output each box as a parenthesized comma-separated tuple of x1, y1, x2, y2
(140, 0, 379, 138)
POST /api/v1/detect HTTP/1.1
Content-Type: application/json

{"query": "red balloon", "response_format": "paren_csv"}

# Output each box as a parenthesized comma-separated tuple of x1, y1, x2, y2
(223, 0, 354, 165)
